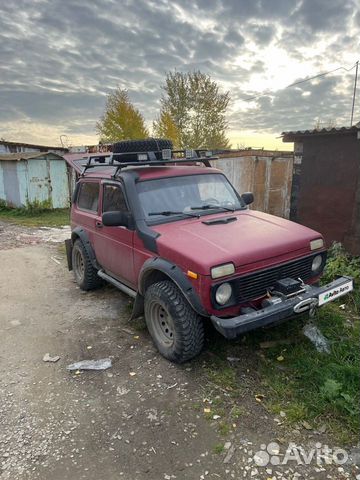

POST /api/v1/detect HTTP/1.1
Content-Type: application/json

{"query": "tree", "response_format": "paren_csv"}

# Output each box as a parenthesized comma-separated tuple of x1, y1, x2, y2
(157, 71, 231, 149)
(152, 110, 180, 148)
(96, 88, 148, 142)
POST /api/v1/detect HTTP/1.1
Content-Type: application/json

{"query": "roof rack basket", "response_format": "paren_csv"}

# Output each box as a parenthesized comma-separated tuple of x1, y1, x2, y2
(80, 148, 218, 176)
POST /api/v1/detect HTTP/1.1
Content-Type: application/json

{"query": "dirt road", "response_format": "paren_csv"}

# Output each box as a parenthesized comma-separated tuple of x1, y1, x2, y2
(0, 221, 358, 480)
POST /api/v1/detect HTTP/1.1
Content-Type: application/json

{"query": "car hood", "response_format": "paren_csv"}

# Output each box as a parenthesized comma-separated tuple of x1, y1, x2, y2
(153, 210, 323, 275)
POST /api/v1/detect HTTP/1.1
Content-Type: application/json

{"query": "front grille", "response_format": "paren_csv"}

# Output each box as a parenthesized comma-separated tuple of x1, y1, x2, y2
(230, 254, 324, 304)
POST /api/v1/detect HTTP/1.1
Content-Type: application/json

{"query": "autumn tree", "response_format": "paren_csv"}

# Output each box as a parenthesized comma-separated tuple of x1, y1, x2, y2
(96, 88, 148, 142)
(157, 71, 231, 149)
(152, 110, 180, 148)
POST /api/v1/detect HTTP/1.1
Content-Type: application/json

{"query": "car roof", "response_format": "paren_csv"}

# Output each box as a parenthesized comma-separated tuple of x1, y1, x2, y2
(81, 165, 223, 181)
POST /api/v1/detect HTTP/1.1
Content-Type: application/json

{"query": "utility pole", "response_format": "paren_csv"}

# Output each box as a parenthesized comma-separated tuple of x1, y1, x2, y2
(350, 60, 359, 126)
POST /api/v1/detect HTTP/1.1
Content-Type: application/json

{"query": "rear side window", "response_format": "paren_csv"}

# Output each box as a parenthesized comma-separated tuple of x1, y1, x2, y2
(77, 182, 100, 212)
(103, 184, 128, 212)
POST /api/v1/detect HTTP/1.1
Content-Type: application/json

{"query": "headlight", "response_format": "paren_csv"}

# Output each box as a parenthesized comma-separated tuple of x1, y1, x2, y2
(310, 238, 324, 250)
(211, 263, 235, 279)
(215, 283, 232, 305)
(311, 254, 323, 272)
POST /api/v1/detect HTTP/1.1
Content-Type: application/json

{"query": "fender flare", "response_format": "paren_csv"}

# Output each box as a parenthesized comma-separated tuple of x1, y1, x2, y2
(136, 257, 209, 318)
(71, 227, 99, 270)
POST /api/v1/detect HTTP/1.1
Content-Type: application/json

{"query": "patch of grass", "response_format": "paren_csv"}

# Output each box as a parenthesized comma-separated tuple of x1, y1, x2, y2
(230, 405, 246, 420)
(258, 311, 359, 442)
(199, 244, 359, 444)
(322, 242, 360, 314)
(218, 421, 231, 436)
(213, 443, 225, 454)
(0, 206, 70, 227)
(204, 361, 238, 392)
(252, 281, 359, 443)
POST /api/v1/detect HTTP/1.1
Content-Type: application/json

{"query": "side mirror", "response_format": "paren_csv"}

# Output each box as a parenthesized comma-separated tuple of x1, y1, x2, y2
(241, 192, 254, 205)
(102, 211, 133, 228)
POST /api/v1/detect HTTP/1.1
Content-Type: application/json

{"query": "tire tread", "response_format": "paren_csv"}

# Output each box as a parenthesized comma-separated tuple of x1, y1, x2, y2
(144, 280, 204, 363)
(72, 239, 102, 291)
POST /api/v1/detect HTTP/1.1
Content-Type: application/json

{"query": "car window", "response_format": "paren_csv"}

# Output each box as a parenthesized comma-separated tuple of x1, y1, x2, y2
(77, 182, 100, 212)
(103, 184, 128, 213)
(137, 173, 243, 222)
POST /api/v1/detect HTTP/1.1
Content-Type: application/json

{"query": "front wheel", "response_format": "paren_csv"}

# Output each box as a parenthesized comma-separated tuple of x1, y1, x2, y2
(144, 280, 204, 363)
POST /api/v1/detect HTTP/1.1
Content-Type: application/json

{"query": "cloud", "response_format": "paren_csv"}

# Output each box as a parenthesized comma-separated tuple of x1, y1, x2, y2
(0, 0, 359, 146)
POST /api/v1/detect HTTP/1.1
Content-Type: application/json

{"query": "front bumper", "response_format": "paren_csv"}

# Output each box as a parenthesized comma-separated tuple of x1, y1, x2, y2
(210, 276, 353, 339)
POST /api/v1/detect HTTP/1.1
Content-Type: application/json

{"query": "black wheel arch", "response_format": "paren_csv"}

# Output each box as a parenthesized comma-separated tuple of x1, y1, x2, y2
(133, 257, 209, 319)
(71, 227, 100, 270)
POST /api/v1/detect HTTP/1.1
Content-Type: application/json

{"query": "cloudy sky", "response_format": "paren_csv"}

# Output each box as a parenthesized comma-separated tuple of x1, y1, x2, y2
(0, 0, 359, 149)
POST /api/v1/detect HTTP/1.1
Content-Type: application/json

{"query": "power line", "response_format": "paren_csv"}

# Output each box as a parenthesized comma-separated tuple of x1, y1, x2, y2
(244, 61, 359, 102)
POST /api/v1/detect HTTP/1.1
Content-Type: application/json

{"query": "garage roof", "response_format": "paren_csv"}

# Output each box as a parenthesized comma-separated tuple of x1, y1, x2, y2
(282, 124, 360, 142)
(0, 152, 64, 161)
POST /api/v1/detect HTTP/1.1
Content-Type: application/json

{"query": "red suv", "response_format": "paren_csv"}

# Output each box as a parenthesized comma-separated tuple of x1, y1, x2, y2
(66, 139, 353, 363)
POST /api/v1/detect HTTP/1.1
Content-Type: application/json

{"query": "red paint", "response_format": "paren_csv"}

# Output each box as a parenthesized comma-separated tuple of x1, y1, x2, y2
(71, 166, 325, 317)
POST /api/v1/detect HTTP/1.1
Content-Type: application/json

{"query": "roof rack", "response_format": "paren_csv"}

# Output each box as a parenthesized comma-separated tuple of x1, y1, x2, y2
(80, 148, 218, 177)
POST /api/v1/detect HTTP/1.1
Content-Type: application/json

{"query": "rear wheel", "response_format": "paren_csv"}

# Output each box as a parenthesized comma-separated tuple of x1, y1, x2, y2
(72, 239, 102, 291)
(144, 280, 204, 363)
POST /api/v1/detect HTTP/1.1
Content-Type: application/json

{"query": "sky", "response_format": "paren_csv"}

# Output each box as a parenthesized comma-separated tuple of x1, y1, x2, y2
(0, 0, 359, 150)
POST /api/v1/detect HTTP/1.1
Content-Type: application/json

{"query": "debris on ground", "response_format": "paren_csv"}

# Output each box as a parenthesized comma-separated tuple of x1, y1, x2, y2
(303, 322, 330, 353)
(226, 356, 240, 363)
(121, 327, 136, 335)
(302, 420, 313, 430)
(223, 444, 235, 463)
(43, 353, 60, 363)
(66, 358, 112, 371)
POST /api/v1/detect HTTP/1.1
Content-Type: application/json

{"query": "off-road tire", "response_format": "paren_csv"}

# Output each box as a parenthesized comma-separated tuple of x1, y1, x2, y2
(72, 239, 102, 291)
(112, 138, 173, 155)
(144, 280, 204, 363)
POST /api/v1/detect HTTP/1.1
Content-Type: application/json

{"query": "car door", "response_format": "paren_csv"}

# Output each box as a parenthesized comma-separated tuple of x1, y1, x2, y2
(92, 181, 135, 287)
(72, 180, 101, 247)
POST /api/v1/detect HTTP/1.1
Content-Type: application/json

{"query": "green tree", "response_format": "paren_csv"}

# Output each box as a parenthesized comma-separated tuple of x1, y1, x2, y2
(152, 110, 180, 148)
(158, 71, 231, 149)
(96, 88, 148, 142)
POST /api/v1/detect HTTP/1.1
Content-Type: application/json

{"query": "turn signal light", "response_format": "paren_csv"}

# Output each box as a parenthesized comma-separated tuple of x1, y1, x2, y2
(187, 270, 198, 279)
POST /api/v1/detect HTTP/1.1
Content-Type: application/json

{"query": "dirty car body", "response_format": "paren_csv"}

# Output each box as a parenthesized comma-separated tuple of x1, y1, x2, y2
(66, 141, 353, 362)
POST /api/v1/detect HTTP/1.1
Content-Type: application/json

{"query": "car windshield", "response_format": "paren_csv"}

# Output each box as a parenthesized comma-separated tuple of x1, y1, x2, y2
(137, 173, 244, 222)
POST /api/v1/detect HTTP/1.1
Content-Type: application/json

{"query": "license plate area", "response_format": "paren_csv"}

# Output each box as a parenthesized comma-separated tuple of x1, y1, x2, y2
(318, 280, 353, 306)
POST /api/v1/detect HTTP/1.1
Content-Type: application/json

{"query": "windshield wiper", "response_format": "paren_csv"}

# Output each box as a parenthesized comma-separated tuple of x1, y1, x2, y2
(148, 210, 199, 218)
(190, 204, 235, 212)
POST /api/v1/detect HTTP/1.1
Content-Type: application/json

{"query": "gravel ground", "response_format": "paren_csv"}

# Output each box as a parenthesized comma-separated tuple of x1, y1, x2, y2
(0, 220, 359, 480)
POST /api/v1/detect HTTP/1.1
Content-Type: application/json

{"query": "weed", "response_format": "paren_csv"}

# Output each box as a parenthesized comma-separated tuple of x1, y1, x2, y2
(218, 422, 231, 436)
(213, 443, 225, 454)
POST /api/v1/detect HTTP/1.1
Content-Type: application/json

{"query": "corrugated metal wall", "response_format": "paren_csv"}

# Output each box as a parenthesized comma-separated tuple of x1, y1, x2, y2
(211, 151, 293, 218)
(0, 156, 69, 208)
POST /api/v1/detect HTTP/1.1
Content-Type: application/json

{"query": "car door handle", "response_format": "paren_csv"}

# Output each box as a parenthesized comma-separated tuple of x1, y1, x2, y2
(95, 221, 103, 228)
